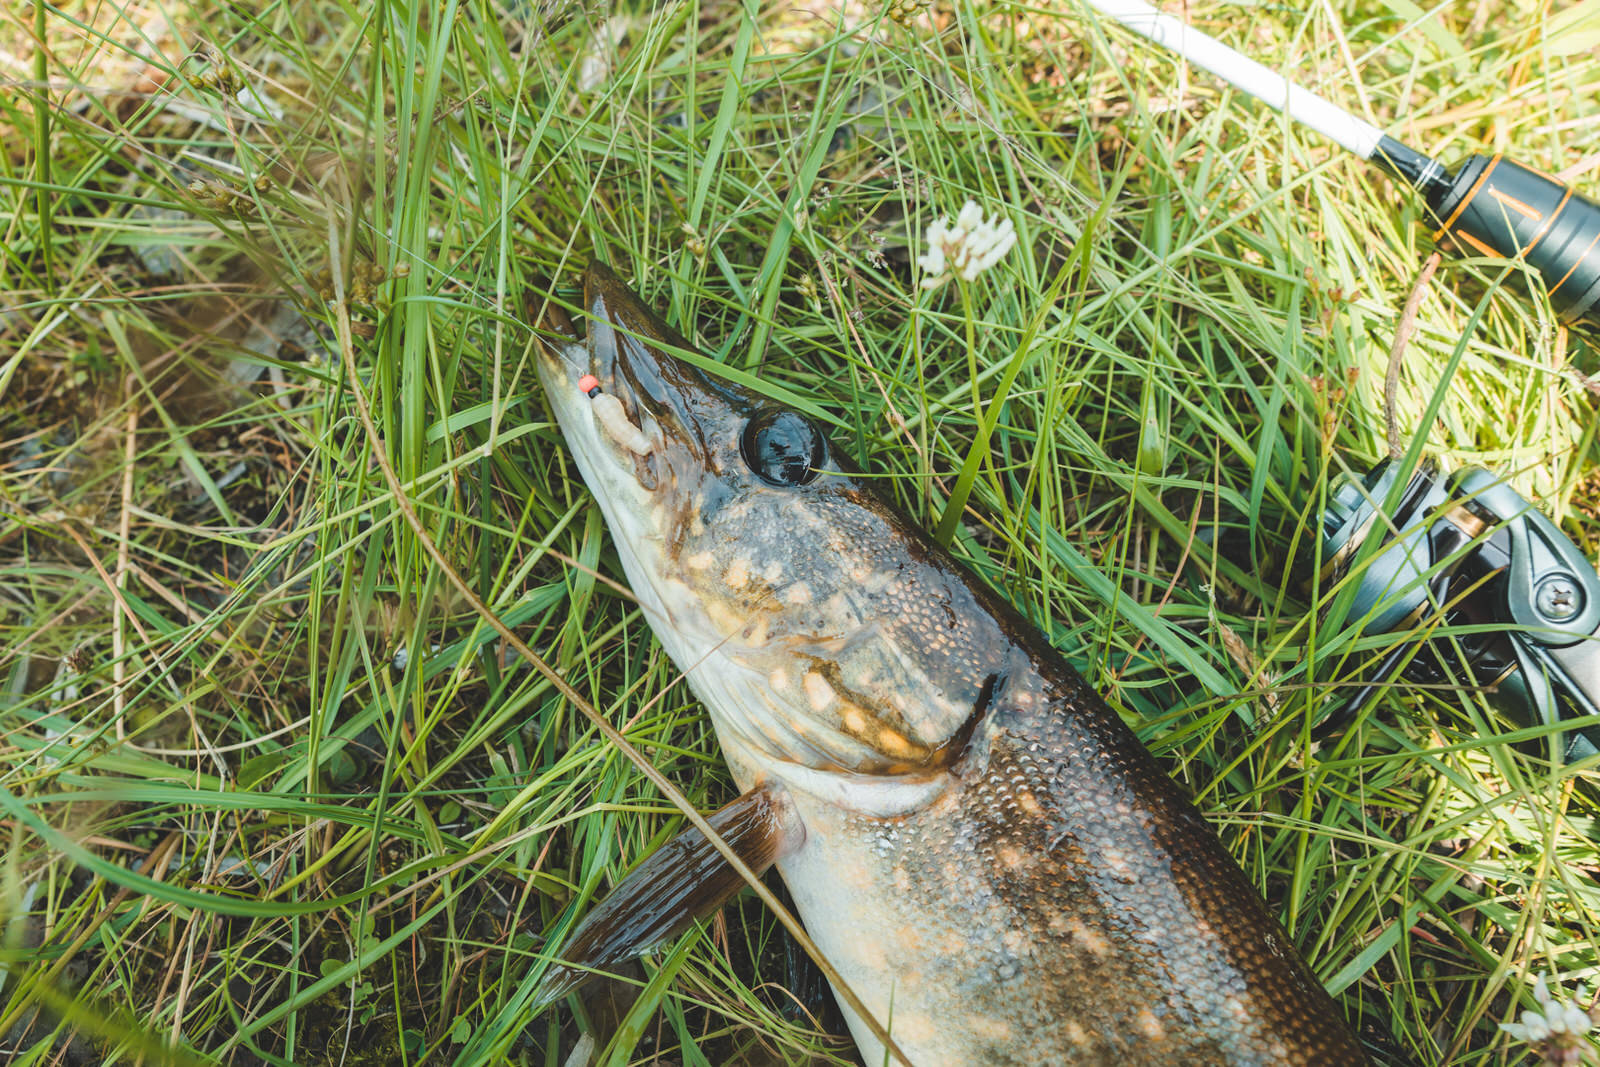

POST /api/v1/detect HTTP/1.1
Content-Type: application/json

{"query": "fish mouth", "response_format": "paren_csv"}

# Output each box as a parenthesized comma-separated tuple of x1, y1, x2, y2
(533, 260, 747, 483)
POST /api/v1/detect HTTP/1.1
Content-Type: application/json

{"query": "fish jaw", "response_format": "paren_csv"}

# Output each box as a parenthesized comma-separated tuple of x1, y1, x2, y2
(531, 273, 692, 658)
(530, 263, 767, 735)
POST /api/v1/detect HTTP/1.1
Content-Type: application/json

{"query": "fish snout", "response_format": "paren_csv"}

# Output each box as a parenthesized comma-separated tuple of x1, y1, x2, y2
(530, 262, 675, 472)
(538, 260, 759, 481)
(579, 261, 749, 440)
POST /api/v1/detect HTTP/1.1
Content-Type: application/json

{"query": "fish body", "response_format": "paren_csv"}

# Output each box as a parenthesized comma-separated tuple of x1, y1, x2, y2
(533, 261, 1368, 1065)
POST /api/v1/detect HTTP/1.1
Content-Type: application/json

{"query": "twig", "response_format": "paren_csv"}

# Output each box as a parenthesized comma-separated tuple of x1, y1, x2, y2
(1384, 253, 1441, 459)
(114, 395, 138, 740)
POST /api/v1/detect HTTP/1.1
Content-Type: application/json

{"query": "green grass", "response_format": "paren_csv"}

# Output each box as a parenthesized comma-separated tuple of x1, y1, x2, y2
(2, 0, 1599, 1063)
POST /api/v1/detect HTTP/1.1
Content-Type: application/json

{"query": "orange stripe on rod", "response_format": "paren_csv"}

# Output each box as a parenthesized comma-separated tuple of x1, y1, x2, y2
(1550, 226, 1600, 296)
(1434, 153, 1500, 240)
(1522, 186, 1574, 255)
(1487, 186, 1541, 220)
(1455, 231, 1500, 257)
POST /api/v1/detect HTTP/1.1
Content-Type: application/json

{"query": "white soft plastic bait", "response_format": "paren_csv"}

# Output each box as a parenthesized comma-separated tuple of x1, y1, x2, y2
(580, 375, 654, 456)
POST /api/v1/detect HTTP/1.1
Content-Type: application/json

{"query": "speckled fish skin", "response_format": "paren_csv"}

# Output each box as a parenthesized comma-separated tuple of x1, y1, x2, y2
(533, 261, 1369, 1066)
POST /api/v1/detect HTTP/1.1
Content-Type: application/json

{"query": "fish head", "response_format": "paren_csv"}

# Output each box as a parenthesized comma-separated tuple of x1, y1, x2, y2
(534, 261, 1003, 795)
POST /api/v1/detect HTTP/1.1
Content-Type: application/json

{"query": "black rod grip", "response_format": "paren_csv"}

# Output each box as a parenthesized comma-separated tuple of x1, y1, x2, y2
(1426, 154, 1600, 330)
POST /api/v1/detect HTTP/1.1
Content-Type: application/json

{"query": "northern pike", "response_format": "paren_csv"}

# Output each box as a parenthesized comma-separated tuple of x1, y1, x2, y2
(531, 260, 1369, 1065)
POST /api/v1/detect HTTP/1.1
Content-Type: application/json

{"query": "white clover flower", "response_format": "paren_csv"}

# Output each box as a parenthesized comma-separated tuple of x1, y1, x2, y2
(1500, 972, 1597, 1066)
(917, 199, 1018, 290)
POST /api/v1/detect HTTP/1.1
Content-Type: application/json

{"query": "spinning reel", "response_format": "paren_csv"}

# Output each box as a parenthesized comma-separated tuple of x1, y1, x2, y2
(1318, 459, 1600, 759)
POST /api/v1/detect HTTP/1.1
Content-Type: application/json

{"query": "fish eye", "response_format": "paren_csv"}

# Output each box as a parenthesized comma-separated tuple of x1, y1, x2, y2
(740, 409, 826, 487)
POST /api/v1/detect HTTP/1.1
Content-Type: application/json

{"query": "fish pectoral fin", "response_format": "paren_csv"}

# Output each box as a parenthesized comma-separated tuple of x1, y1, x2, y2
(534, 784, 804, 1006)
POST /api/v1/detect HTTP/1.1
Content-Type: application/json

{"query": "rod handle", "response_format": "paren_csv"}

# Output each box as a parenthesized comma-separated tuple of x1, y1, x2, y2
(1428, 154, 1600, 330)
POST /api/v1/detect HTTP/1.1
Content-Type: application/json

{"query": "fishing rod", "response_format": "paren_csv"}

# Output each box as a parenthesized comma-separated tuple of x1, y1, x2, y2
(1084, 0, 1600, 333)
(1074, 4, 1600, 755)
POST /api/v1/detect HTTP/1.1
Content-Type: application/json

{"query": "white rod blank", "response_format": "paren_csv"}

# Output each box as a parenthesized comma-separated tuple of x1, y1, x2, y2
(1083, 0, 1386, 160)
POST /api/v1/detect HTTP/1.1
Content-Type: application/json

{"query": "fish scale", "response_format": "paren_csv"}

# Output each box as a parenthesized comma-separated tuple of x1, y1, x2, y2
(763, 544, 1367, 1064)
